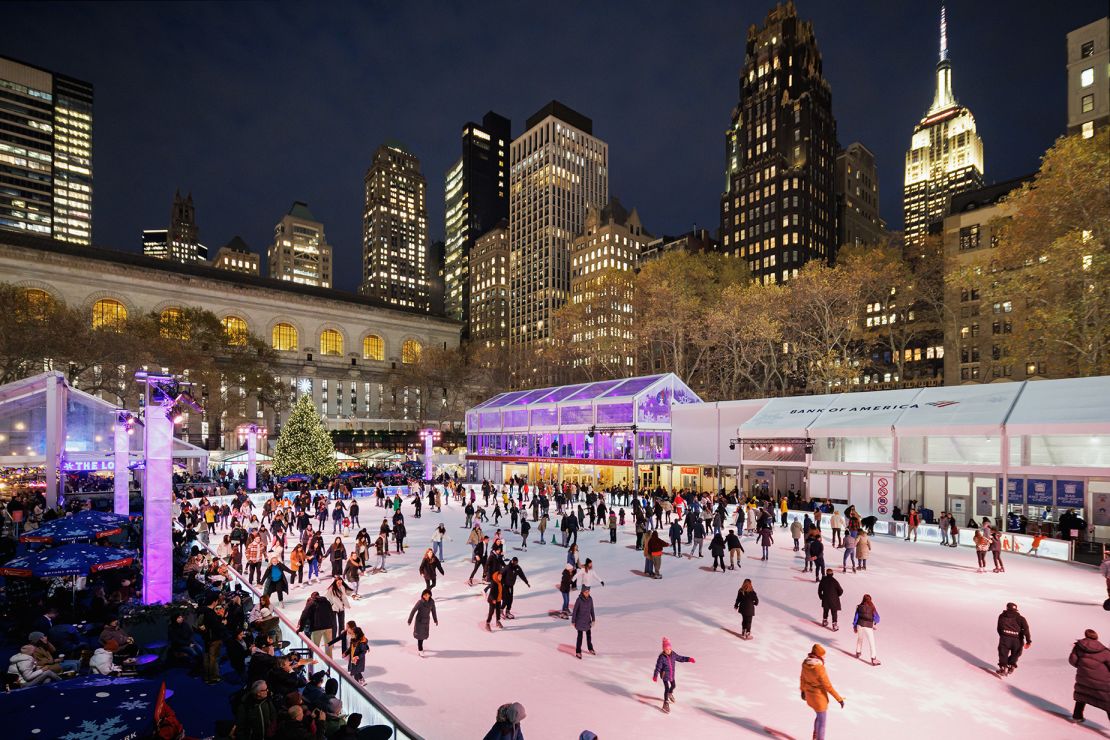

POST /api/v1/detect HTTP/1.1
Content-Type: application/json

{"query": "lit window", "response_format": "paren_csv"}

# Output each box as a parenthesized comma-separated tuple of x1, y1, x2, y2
(272, 323, 298, 351)
(1082, 121, 1094, 139)
(22, 288, 52, 319)
(320, 329, 343, 356)
(92, 298, 127, 330)
(222, 316, 248, 346)
(160, 307, 187, 339)
(1080, 67, 1094, 87)
(402, 339, 422, 364)
(362, 334, 384, 361)
(1081, 94, 1095, 114)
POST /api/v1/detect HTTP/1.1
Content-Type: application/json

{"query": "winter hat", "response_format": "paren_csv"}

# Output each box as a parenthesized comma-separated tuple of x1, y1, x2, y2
(28, 631, 45, 642)
(496, 702, 527, 724)
(662, 637, 672, 651)
(580, 733, 599, 740)
(811, 643, 826, 658)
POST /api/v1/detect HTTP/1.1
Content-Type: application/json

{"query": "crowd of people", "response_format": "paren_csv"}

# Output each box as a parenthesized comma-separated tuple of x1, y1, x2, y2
(170, 473, 1110, 739)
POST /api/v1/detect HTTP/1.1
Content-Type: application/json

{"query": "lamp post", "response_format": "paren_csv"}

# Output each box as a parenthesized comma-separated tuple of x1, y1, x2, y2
(420, 428, 441, 482)
(237, 423, 267, 491)
(136, 371, 201, 605)
(114, 411, 135, 516)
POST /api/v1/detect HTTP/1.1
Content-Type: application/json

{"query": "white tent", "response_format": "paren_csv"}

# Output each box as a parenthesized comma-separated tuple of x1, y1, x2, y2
(1004, 376, 1110, 436)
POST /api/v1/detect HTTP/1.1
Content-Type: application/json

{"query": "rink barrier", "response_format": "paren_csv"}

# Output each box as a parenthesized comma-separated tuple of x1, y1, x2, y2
(780, 509, 1073, 562)
(177, 521, 424, 740)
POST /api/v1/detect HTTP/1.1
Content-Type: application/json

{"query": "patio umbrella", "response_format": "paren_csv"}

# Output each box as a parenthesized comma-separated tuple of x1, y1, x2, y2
(5, 675, 163, 740)
(0, 542, 135, 578)
(280, 473, 311, 483)
(20, 510, 132, 545)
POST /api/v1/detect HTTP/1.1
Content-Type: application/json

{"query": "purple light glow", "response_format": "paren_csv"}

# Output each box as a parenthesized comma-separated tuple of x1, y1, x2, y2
(142, 400, 173, 604)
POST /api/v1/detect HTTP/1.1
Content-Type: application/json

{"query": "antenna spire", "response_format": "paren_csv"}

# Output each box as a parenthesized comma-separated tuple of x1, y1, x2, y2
(939, 5, 948, 62)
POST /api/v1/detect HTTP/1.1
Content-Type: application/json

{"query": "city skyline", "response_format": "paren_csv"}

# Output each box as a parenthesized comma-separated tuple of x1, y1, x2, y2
(2, 0, 1104, 292)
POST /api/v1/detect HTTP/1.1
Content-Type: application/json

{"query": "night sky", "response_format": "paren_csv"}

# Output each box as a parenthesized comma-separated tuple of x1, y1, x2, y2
(5, 1, 1105, 292)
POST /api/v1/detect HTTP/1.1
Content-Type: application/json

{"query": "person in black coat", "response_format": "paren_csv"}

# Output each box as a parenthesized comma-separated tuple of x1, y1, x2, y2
(500, 557, 531, 619)
(733, 578, 759, 639)
(407, 589, 438, 656)
(709, 532, 727, 572)
(996, 602, 1032, 676)
(818, 569, 843, 631)
(296, 592, 336, 657)
(419, 549, 445, 591)
(325, 538, 346, 578)
(808, 535, 826, 582)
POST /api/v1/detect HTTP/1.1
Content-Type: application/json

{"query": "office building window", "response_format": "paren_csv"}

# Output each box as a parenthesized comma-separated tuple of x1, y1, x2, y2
(1082, 93, 1095, 114)
(1080, 67, 1094, 87)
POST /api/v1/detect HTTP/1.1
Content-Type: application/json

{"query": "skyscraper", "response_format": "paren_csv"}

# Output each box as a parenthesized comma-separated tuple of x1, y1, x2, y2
(268, 201, 333, 288)
(719, 1, 837, 285)
(903, 6, 984, 246)
(469, 220, 510, 350)
(835, 142, 885, 249)
(444, 112, 510, 333)
(509, 101, 608, 387)
(144, 191, 205, 262)
(0, 55, 93, 244)
(360, 143, 429, 312)
(1066, 17, 1109, 138)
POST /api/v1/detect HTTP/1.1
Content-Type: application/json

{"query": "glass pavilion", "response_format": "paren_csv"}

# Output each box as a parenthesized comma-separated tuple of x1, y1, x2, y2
(465, 373, 701, 488)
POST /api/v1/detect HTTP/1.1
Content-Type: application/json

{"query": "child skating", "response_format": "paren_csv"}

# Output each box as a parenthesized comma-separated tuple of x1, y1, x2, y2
(652, 637, 696, 714)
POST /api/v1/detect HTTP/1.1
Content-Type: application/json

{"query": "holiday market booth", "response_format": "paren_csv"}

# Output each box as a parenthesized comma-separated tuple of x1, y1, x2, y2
(465, 373, 701, 489)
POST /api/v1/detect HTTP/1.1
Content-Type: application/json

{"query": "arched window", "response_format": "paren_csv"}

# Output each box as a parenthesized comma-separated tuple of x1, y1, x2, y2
(401, 338, 422, 364)
(22, 288, 53, 319)
(362, 334, 384, 361)
(222, 316, 248, 346)
(159, 307, 187, 339)
(92, 298, 127, 330)
(272, 323, 298, 351)
(320, 329, 343, 356)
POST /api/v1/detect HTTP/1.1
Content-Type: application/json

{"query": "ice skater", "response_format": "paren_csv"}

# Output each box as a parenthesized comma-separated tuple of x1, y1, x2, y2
(842, 528, 859, 573)
(733, 578, 759, 639)
(709, 531, 727, 572)
(852, 594, 880, 665)
(818, 569, 843, 631)
(407, 589, 438, 657)
(799, 644, 845, 740)
(652, 637, 695, 714)
(995, 602, 1031, 677)
(758, 524, 774, 561)
(419, 548, 444, 591)
(989, 531, 1005, 573)
(808, 533, 825, 580)
(484, 570, 504, 631)
(726, 529, 744, 570)
(790, 518, 803, 552)
(558, 563, 575, 617)
(571, 584, 596, 659)
(1068, 628, 1110, 725)
(500, 557, 530, 620)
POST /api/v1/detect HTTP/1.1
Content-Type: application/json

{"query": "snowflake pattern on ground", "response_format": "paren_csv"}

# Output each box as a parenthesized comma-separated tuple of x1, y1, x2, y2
(59, 715, 127, 740)
(117, 699, 148, 711)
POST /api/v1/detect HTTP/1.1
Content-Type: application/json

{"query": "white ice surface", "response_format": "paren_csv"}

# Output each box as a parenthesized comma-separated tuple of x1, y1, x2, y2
(267, 500, 1108, 739)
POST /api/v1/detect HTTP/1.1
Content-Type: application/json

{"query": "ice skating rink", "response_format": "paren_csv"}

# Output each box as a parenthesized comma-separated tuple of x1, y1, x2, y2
(271, 501, 1108, 739)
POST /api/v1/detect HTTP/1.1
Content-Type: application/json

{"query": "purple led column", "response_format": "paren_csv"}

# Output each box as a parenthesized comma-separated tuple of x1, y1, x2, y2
(247, 429, 257, 491)
(142, 404, 173, 604)
(114, 419, 130, 516)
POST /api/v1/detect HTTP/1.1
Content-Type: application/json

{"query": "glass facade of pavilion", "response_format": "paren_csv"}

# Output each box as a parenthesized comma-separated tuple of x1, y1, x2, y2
(465, 373, 701, 488)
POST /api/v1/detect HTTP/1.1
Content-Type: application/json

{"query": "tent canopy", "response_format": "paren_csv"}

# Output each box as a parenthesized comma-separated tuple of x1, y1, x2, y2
(1004, 376, 1110, 436)
(738, 393, 838, 439)
(893, 383, 1023, 437)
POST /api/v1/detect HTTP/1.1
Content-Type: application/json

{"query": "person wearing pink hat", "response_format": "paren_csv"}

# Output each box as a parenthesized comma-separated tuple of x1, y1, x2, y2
(652, 637, 695, 713)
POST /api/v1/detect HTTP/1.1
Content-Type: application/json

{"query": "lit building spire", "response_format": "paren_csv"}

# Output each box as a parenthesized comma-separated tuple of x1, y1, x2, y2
(929, 5, 955, 113)
(939, 5, 948, 62)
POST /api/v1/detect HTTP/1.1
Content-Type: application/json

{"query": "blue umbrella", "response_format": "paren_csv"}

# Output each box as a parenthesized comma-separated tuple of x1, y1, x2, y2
(20, 510, 133, 545)
(0, 542, 135, 579)
(4, 675, 162, 740)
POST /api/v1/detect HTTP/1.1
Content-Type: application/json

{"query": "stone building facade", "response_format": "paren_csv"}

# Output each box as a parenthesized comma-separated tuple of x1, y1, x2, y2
(0, 234, 460, 448)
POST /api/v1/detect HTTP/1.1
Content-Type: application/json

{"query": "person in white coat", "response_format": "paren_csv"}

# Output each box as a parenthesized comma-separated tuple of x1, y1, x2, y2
(89, 641, 118, 675)
(8, 645, 62, 685)
(580, 558, 605, 589)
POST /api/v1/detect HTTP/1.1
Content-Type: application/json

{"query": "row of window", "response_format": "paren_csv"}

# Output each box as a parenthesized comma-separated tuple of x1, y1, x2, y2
(74, 295, 423, 363)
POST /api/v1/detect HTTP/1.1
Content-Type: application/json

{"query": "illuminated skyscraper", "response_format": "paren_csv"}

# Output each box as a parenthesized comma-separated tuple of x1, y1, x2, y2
(444, 111, 510, 333)
(719, 1, 837, 284)
(269, 202, 333, 288)
(361, 143, 429, 311)
(903, 6, 984, 246)
(143, 191, 206, 263)
(509, 101, 608, 387)
(0, 55, 93, 244)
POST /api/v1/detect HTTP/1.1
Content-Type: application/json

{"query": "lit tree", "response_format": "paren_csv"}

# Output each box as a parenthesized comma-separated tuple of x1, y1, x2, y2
(272, 394, 338, 477)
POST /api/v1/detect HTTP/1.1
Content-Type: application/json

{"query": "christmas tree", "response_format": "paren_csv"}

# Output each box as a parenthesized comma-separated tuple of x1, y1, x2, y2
(272, 394, 339, 477)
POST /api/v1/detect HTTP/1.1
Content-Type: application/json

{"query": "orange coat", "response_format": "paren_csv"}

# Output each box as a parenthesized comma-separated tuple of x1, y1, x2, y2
(799, 656, 843, 712)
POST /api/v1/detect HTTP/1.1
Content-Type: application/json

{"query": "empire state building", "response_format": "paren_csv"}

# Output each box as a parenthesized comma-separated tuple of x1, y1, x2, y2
(903, 7, 984, 246)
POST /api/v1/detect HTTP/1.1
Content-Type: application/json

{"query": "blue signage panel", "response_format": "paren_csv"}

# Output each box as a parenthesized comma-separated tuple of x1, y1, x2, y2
(998, 478, 1024, 504)
(1026, 479, 1053, 506)
(1055, 480, 1085, 508)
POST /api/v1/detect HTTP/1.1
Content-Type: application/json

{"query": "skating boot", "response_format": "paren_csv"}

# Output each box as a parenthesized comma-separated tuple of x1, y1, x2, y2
(871, 658, 881, 666)
(496, 621, 504, 629)
(831, 623, 839, 632)
(484, 623, 492, 632)
(822, 619, 828, 628)
(855, 651, 861, 659)
(662, 700, 670, 714)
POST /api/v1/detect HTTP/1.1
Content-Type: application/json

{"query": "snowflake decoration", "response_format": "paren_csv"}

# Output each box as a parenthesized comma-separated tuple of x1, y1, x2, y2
(60, 715, 127, 740)
(117, 699, 148, 710)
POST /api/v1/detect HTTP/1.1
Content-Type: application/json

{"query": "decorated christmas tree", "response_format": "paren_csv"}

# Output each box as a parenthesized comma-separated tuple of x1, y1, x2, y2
(271, 394, 339, 477)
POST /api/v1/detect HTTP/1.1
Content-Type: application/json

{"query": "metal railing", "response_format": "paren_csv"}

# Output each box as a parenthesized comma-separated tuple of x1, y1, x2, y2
(180, 523, 423, 739)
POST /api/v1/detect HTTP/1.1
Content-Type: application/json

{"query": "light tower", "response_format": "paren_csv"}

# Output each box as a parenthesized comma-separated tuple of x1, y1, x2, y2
(236, 423, 268, 491)
(420, 428, 441, 482)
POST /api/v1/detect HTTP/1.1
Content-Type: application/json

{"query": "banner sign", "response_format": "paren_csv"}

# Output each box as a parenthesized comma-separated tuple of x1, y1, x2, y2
(1055, 480, 1084, 509)
(1026, 479, 1053, 506)
(62, 459, 114, 472)
(975, 486, 994, 516)
(998, 478, 1024, 505)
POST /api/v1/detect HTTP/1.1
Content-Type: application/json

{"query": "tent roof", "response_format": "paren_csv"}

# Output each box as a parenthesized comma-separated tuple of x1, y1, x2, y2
(738, 393, 838, 438)
(805, 388, 925, 438)
(1004, 376, 1110, 436)
(893, 383, 1022, 436)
